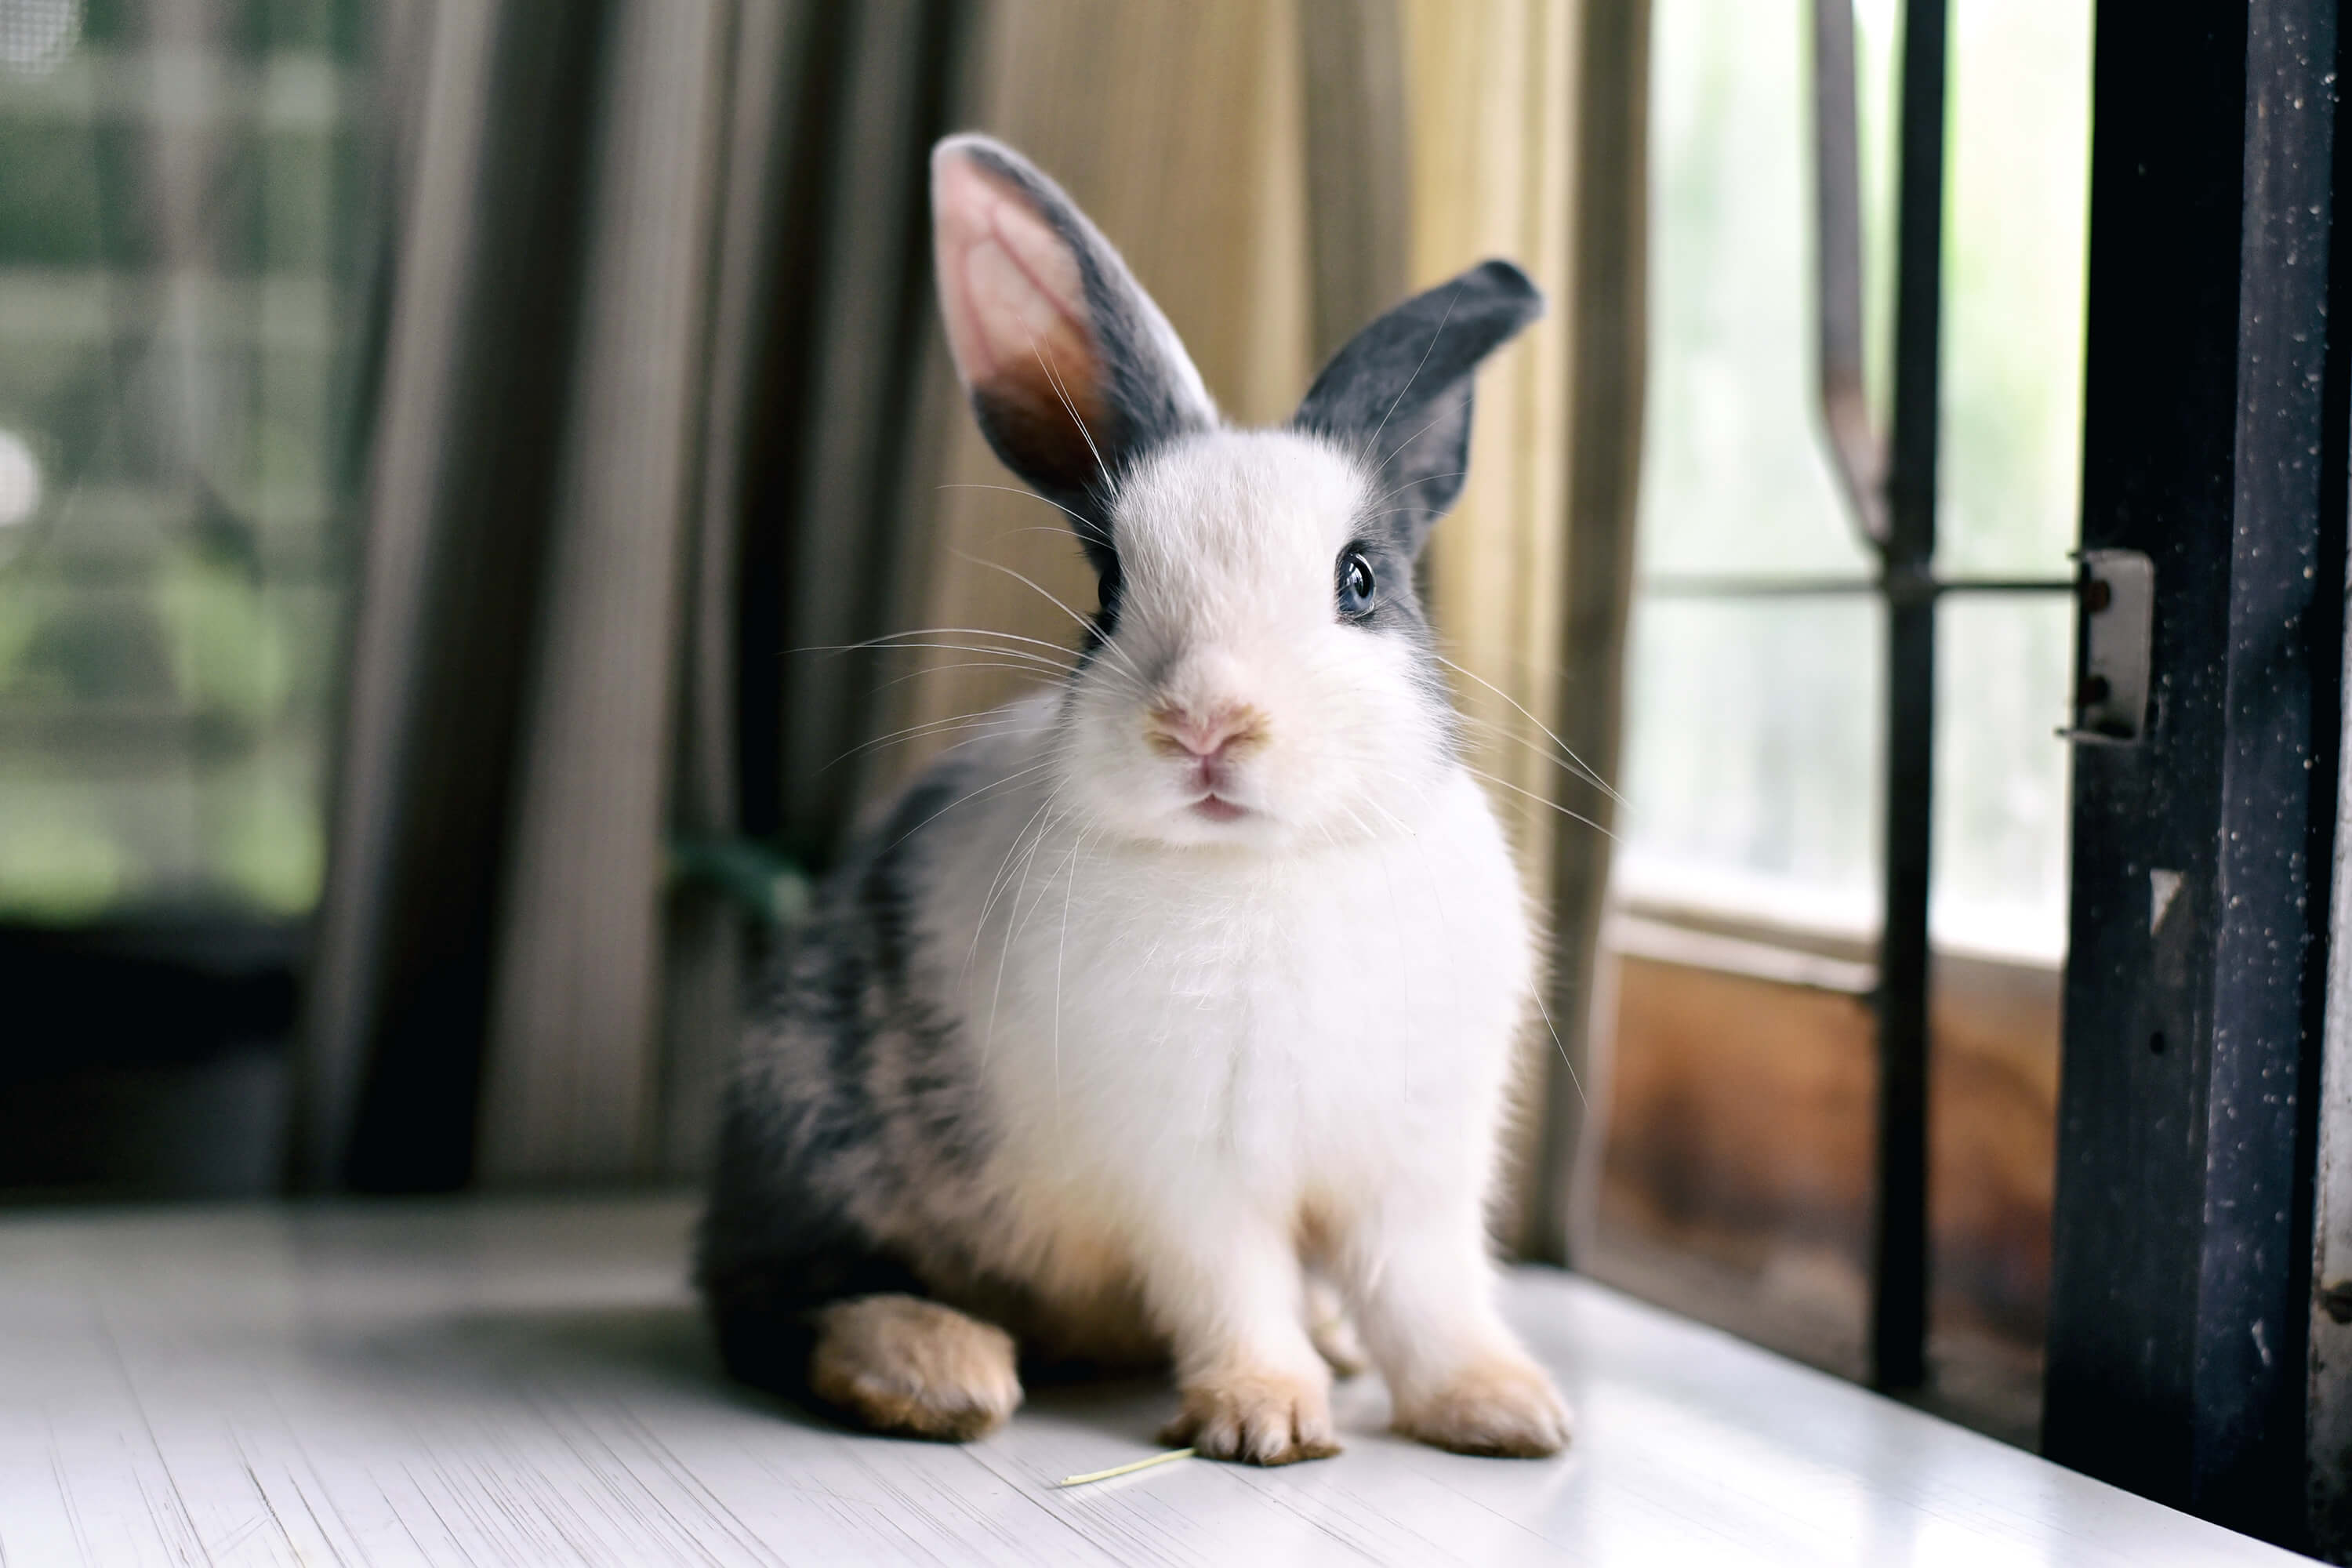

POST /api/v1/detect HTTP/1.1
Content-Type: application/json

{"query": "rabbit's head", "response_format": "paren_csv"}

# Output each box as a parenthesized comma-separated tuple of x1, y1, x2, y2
(932, 133, 1541, 851)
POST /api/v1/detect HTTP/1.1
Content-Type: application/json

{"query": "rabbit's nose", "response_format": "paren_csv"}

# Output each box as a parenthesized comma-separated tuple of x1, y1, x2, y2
(1149, 702, 1268, 761)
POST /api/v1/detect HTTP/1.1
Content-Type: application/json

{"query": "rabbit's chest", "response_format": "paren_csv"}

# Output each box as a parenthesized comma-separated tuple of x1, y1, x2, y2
(944, 777, 1532, 1192)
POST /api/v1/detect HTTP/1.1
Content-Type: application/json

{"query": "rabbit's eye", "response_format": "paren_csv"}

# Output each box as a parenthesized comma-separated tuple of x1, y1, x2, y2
(1338, 551, 1377, 619)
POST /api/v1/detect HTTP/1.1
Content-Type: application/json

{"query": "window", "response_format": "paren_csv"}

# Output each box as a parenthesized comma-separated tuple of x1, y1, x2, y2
(1597, 0, 2091, 1439)
(1620, 0, 2083, 959)
(0, 0, 387, 925)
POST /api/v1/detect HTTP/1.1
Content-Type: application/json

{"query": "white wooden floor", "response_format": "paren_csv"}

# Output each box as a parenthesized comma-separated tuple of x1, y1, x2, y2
(0, 1194, 2302, 1566)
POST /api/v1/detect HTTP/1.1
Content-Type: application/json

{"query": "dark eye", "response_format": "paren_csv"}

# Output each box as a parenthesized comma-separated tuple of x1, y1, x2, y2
(1338, 550, 1376, 618)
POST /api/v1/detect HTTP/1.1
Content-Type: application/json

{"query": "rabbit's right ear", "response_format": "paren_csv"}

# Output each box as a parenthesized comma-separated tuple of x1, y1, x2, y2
(931, 135, 1216, 566)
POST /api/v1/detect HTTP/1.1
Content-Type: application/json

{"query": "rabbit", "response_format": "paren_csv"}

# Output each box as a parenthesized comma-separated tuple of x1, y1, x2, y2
(697, 131, 1568, 1466)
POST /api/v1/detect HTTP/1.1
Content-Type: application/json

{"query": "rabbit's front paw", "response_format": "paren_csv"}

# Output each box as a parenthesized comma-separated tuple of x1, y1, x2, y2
(1161, 1366, 1341, 1465)
(1393, 1354, 1570, 1457)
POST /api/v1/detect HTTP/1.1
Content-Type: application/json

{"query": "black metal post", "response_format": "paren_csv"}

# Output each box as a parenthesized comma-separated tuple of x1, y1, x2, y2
(2045, 0, 2345, 1547)
(1869, 0, 1947, 1396)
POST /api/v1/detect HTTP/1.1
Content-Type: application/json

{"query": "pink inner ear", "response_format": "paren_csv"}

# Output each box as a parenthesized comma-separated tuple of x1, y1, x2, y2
(933, 152, 1104, 419)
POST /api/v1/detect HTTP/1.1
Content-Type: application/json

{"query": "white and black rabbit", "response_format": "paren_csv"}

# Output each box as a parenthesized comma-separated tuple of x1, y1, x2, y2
(699, 132, 1568, 1465)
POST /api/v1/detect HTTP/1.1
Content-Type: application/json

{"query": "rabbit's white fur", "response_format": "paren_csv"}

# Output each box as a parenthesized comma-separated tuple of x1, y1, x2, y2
(917, 430, 1559, 1455)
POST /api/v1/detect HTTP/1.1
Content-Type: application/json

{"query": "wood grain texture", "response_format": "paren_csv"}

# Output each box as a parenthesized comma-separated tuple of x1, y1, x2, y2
(0, 1195, 2293, 1565)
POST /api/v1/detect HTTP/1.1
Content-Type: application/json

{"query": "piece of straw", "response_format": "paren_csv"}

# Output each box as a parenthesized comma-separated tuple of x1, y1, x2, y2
(1054, 1446, 1197, 1487)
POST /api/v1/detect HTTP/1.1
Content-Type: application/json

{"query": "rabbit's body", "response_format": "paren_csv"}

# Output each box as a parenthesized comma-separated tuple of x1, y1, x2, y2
(951, 714, 1530, 1318)
(706, 679, 1528, 1360)
(702, 137, 1570, 1465)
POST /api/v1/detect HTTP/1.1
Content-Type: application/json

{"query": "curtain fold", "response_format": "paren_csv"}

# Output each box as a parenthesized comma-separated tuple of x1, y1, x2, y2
(659, 0, 817, 1180)
(771, 1, 964, 861)
(1299, 0, 1412, 369)
(474, 0, 735, 1183)
(1528, 0, 1650, 1266)
(298, 0, 608, 1192)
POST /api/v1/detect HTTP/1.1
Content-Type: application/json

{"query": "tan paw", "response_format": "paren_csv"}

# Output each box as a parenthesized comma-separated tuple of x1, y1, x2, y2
(808, 1294, 1022, 1442)
(1393, 1355, 1570, 1457)
(1160, 1367, 1341, 1465)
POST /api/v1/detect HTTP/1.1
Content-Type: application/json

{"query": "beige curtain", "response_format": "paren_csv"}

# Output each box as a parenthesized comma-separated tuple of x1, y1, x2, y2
(475, 0, 737, 1182)
(299, 0, 655, 1191)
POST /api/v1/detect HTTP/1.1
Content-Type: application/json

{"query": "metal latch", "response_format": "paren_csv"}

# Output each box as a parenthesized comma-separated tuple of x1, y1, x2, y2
(2062, 548, 2154, 745)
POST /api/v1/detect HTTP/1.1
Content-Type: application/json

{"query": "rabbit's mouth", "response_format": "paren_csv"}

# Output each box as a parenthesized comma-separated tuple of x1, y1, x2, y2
(1190, 793, 1248, 823)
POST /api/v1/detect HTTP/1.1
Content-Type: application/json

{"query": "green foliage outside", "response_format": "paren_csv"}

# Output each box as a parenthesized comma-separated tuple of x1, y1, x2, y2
(0, 0, 376, 923)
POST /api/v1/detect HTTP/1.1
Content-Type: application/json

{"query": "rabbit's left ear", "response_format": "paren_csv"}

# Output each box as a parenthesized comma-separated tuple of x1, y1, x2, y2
(931, 134, 1217, 572)
(1292, 260, 1544, 553)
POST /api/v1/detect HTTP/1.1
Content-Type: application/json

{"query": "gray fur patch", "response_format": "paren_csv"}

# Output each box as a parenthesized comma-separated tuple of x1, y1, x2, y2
(1330, 520, 1461, 763)
(697, 760, 1000, 1393)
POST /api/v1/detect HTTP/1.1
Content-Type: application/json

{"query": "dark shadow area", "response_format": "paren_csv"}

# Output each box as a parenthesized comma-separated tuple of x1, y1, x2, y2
(0, 918, 297, 1200)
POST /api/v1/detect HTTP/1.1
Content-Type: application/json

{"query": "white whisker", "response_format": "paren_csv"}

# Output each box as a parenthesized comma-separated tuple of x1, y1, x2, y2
(1029, 337, 1116, 496)
(822, 708, 1037, 772)
(804, 625, 1083, 661)
(1454, 713, 1621, 801)
(950, 550, 1151, 687)
(1050, 822, 1091, 1154)
(1457, 765, 1618, 841)
(1434, 653, 1628, 811)
(1363, 283, 1464, 462)
(936, 481, 1095, 529)
(1362, 470, 1471, 512)
(1376, 387, 1472, 476)
(1530, 985, 1588, 1109)
(873, 662, 1063, 698)
(969, 783, 1065, 981)
(880, 761, 1057, 853)
(990, 783, 1076, 1062)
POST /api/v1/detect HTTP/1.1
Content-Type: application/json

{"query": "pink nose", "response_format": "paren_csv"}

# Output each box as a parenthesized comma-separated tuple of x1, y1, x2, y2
(1149, 703, 1265, 761)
